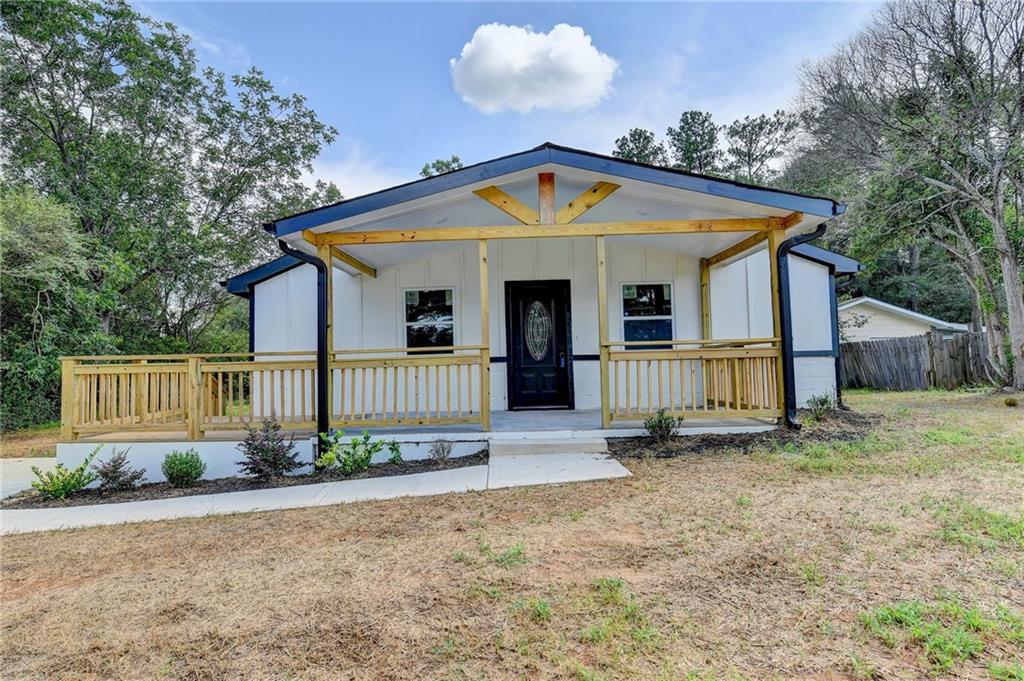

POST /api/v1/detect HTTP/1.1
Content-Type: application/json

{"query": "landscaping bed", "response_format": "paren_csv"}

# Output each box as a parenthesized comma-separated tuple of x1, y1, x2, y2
(608, 407, 880, 459)
(1, 450, 487, 509)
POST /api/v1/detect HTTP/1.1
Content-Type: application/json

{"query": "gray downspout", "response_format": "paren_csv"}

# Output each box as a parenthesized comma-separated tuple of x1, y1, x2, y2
(270, 227, 331, 453)
(776, 222, 828, 429)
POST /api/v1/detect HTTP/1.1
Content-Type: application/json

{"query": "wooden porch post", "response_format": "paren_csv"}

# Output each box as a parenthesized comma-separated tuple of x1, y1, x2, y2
(767, 229, 786, 414)
(186, 356, 202, 440)
(699, 258, 711, 339)
(596, 236, 611, 429)
(478, 240, 491, 431)
(60, 358, 77, 441)
(317, 244, 334, 425)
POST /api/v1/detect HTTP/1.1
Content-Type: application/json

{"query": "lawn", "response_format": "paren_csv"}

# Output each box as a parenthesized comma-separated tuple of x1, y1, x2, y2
(0, 421, 59, 459)
(1, 391, 1022, 679)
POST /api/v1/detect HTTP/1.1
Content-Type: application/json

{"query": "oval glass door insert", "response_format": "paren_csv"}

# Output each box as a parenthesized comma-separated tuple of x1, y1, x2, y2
(525, 301, 551, 361)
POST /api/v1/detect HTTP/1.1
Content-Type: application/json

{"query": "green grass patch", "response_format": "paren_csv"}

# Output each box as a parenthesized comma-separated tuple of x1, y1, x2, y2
(989, 661, 1024, 680)
(513, 596, 552, 623)
(476, 537, 529, 568)
(574, 577, 662, 665)
(772, 436, 890, 475)
(798, 562, 825, 587)
(860, 596, 1024, 673)
(928, 499, 1024, 551)
(922, 427, 973, 447)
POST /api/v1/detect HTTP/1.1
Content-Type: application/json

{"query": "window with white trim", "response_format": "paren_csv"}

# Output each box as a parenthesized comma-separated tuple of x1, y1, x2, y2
(622, 283, 673, 349)
(404, 288, 455, 350)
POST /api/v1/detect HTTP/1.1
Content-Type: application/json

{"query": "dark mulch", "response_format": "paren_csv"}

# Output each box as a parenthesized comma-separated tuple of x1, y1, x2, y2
(608, 408, 882, 460)
(2, 451, 488, 509)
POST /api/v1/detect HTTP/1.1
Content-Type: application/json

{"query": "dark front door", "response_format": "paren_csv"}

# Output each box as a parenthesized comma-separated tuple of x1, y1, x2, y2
(505, 280, 573, 410)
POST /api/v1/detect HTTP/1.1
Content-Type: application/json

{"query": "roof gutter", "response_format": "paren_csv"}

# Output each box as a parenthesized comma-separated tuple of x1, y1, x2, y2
(273, 227, 330, 452)
(777, 222, 829, 429)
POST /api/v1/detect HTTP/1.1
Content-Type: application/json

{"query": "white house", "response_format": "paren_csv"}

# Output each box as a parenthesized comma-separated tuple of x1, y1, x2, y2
(59, 143, 858, 464)
(838, 296, 968, 341)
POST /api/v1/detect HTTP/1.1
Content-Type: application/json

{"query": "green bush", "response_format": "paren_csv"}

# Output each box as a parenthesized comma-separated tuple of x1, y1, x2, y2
(644, 409, 682, 443)
(92, 448, 146, 491)
(316, 430, 400, 475)
(806, 392, 836, 420)
(30, 446, 99, 499)
(161, 449, 206, 487)
(235, 419, 301, 480)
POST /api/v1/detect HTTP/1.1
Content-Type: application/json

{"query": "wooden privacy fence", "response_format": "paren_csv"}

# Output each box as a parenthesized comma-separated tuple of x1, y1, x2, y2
(602, 338, 783, 422)
(60, 352, 317, 440)
(330, 346, 486, 429)
(840, 331, 990, 391)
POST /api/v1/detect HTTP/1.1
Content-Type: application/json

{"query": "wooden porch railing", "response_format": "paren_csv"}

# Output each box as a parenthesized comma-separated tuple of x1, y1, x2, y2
(59, 346, 489, 440)
(330, 346, 486, 429)
(60, 352, 317, 440)
(601, 338, 783, 422)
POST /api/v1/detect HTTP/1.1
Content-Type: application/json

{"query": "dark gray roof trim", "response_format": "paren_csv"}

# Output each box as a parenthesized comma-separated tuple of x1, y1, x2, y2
(269, 143, 845, 237)
(790, 243, 862, 274)
(221, 255, 301, 298)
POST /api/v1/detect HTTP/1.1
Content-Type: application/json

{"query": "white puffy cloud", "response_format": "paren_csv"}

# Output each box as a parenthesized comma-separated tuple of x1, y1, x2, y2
(450, 23, 618, 114)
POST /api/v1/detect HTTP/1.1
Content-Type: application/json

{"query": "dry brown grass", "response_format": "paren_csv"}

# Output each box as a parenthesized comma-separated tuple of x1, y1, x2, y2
(2, 391, 1022, 680)
(0, 422, 59, 459)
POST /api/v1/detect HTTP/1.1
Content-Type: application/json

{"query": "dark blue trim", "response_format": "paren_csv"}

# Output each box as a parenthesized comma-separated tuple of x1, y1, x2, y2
(223, 255, 302, 298)
(791, 243, 861, 275)
(248, 292, 255, 354)
(276, 237, 330, 449)
(829, 270, 844, 406)
(270, 143, 844, 237)
(793, 349, 836, 358)
(778, 222, 829, 429)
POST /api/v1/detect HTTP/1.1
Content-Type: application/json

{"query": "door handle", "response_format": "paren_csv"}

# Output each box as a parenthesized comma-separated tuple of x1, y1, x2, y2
(559, 352, 566, 368)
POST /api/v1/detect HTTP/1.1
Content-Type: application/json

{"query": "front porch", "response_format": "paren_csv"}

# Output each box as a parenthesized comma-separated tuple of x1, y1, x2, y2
(57, 146, 846, 445)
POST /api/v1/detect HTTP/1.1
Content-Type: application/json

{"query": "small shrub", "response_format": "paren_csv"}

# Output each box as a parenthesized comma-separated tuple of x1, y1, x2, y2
(429, 439, 453, 465)
(806, 392, 835, 420)
(236, 419, 301, 480)
(93, 448, 145, 491)
(31, 447, 99, 500)
(317, 430, 398, 475)
(643, 409, 682, 443)
(386, 441, 403, 464)
(161, 449, 206, 488)
(1006, 397, 1019, 408)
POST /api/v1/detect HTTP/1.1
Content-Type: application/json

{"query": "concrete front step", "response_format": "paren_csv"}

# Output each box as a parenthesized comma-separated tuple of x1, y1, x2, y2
(489, 438, 608, 456)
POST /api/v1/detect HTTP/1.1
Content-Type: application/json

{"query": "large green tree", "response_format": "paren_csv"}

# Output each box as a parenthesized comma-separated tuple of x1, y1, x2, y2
(612, 128, 669, 166)
(0, 0, 340, 427)
(721, 111, 798, 184)
(666, 110, 721, 174)
(799, 0, 1024, 386)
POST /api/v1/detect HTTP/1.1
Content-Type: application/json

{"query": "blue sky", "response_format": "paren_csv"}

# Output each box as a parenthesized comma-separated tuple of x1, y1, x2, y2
(139, 2, 879, 197)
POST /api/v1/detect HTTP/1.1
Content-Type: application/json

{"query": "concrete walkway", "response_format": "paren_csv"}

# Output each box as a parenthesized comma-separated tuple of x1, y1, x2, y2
(0, 446, 630, 535)
(1, 457, 56, 499)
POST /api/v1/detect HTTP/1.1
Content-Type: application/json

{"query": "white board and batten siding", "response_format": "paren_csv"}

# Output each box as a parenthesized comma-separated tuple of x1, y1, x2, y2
(709, 250, 837, 406)
(252, 238, 703, 412)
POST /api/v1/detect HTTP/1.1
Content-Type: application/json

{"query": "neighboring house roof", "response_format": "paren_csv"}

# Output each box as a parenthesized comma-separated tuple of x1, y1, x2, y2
(267, 142, 846, 238)
(790, 243, 862, 275)
(221, 255, 301, 298)
(838, 296, 969, 332)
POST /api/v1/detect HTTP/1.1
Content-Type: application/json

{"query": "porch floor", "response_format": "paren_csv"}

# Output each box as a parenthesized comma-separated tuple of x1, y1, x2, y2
(74, 409, 776, 443)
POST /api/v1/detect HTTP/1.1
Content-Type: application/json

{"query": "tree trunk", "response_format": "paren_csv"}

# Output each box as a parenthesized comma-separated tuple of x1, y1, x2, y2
(990, 207, 1024, 389)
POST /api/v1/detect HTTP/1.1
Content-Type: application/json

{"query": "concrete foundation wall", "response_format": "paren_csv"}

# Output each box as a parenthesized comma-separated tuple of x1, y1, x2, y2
(55, 437, 484, 485)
